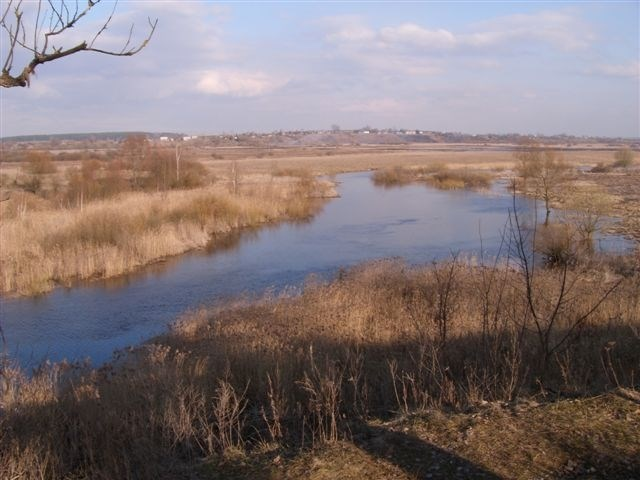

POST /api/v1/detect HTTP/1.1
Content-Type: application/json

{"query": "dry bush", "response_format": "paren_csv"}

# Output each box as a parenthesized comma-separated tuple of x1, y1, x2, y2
(563, 187, 615, 249)
(142, 149, 208, 191)
(535, 223, 578, 266)
(65, 159, 103, 206)
(24, 151, 57, 175)
(612, 147, 635, 168)
(372, 166, 415, 187)
(427, 168, 492, 190)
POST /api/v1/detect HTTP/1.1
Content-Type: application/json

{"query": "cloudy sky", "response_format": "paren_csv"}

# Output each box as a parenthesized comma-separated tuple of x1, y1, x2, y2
(1, 1, 638, 137)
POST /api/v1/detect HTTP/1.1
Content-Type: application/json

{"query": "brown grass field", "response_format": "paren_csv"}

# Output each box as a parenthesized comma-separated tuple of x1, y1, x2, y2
(0, 143, 639, 478)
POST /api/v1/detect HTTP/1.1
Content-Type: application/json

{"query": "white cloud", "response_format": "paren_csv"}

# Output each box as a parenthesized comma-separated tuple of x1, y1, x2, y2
(196, 69, 288, 97)
(469, 10, 594, 51)
(590, 61, 640, 79)
(321, 15, 376, 43)
(323, 11, 594, 54)
(379, 24, 457, 50)
(319, 10, 594, 81)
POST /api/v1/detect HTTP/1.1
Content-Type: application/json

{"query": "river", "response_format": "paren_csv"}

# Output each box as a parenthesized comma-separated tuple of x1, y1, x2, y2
(0, 171, 633, 368)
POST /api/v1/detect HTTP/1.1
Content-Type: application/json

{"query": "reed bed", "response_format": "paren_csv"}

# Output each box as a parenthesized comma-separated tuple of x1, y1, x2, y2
(0, 179, 329, 295)
(372, 165, 492, 190)
(1, 257, 638, 478)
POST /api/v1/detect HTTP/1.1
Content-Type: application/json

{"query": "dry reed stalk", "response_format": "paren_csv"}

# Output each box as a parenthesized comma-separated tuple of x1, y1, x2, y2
(0, 179, 328, 295)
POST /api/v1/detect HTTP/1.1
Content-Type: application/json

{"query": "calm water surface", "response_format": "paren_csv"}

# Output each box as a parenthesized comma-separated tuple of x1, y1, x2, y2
(0, 172, 632, 368)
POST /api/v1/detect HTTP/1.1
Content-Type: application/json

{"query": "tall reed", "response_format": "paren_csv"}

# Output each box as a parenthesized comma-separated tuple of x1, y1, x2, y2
(0, 179, 329, 295)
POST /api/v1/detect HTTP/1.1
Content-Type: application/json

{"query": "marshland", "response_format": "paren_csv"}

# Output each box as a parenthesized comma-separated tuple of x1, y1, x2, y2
(1, 0, 639, 478)
(1, 137, 639, 479)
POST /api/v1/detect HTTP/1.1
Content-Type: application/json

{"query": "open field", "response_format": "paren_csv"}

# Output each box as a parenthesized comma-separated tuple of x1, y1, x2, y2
(1, 141, 630, 179)
(194, 144, 624, 177)
(1, 258, 638, 478)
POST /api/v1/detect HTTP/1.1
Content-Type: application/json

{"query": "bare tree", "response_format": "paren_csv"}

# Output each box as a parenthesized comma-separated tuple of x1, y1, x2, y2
(563, 186, 615, 252)
(508, 189, 622, 376)
(1, 0, 157, 88)
(514, 141, 570, 226)
(175, 142, 181, 183)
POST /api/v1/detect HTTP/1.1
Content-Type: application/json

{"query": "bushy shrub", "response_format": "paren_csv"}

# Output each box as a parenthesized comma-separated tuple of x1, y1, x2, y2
(24, 151, 57, 174)
(612, 147, 635, 168)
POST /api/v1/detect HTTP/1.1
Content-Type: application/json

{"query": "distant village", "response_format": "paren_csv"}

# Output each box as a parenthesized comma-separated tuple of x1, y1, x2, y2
(1, 128, 638, 156)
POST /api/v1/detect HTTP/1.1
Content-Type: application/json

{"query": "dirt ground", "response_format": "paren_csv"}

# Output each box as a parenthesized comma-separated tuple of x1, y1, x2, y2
(202, 390, 640, 480)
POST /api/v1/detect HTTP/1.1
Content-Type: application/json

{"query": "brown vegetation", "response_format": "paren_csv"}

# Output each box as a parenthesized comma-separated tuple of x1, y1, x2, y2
(23, 151, 58, 175)
(612, 147, 635, 168)
(1, 250, 638, 477)
(1, 142, 639, 477)
(0, 179, 329, 295)
(0, 134, 339, 296)
(372, 164, 492, 190)
(514, 142, 570, 225)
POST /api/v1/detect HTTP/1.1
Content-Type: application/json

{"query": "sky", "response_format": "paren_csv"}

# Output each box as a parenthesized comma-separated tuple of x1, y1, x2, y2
(0, 0, 638, 138)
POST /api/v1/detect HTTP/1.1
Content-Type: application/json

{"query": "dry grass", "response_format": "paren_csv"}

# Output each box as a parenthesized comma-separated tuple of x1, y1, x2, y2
(1, 256, 638, 478)
(427, 168, 493, 190)
(373, 164, 493, 190)
(194, 145, 621, 179)
(0, 178, 331, 295)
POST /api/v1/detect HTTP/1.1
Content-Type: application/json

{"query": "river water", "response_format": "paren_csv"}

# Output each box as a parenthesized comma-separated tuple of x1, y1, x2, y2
(0, 172, 633, 368)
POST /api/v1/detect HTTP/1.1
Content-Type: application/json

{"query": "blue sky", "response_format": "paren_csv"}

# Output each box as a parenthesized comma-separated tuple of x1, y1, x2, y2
(1, 1, 638, 137)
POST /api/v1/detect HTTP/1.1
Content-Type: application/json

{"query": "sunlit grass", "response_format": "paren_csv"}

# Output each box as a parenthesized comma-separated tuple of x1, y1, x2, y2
(0, 179, 329, 295)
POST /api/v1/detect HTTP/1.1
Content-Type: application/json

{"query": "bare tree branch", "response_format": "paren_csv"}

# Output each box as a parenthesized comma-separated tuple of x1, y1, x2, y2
(1, 0, 157, 88)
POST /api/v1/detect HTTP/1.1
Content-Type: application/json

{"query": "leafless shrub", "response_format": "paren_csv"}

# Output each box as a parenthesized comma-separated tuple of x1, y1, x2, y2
(612, 147, 635, 168)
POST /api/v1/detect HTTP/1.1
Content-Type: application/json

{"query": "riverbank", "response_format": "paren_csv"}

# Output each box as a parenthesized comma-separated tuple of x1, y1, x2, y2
(2, 144, 637, 297)
(194, 145, 639, 239)
(2, 258, 638, 478)
(0, 176, 336, 296)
